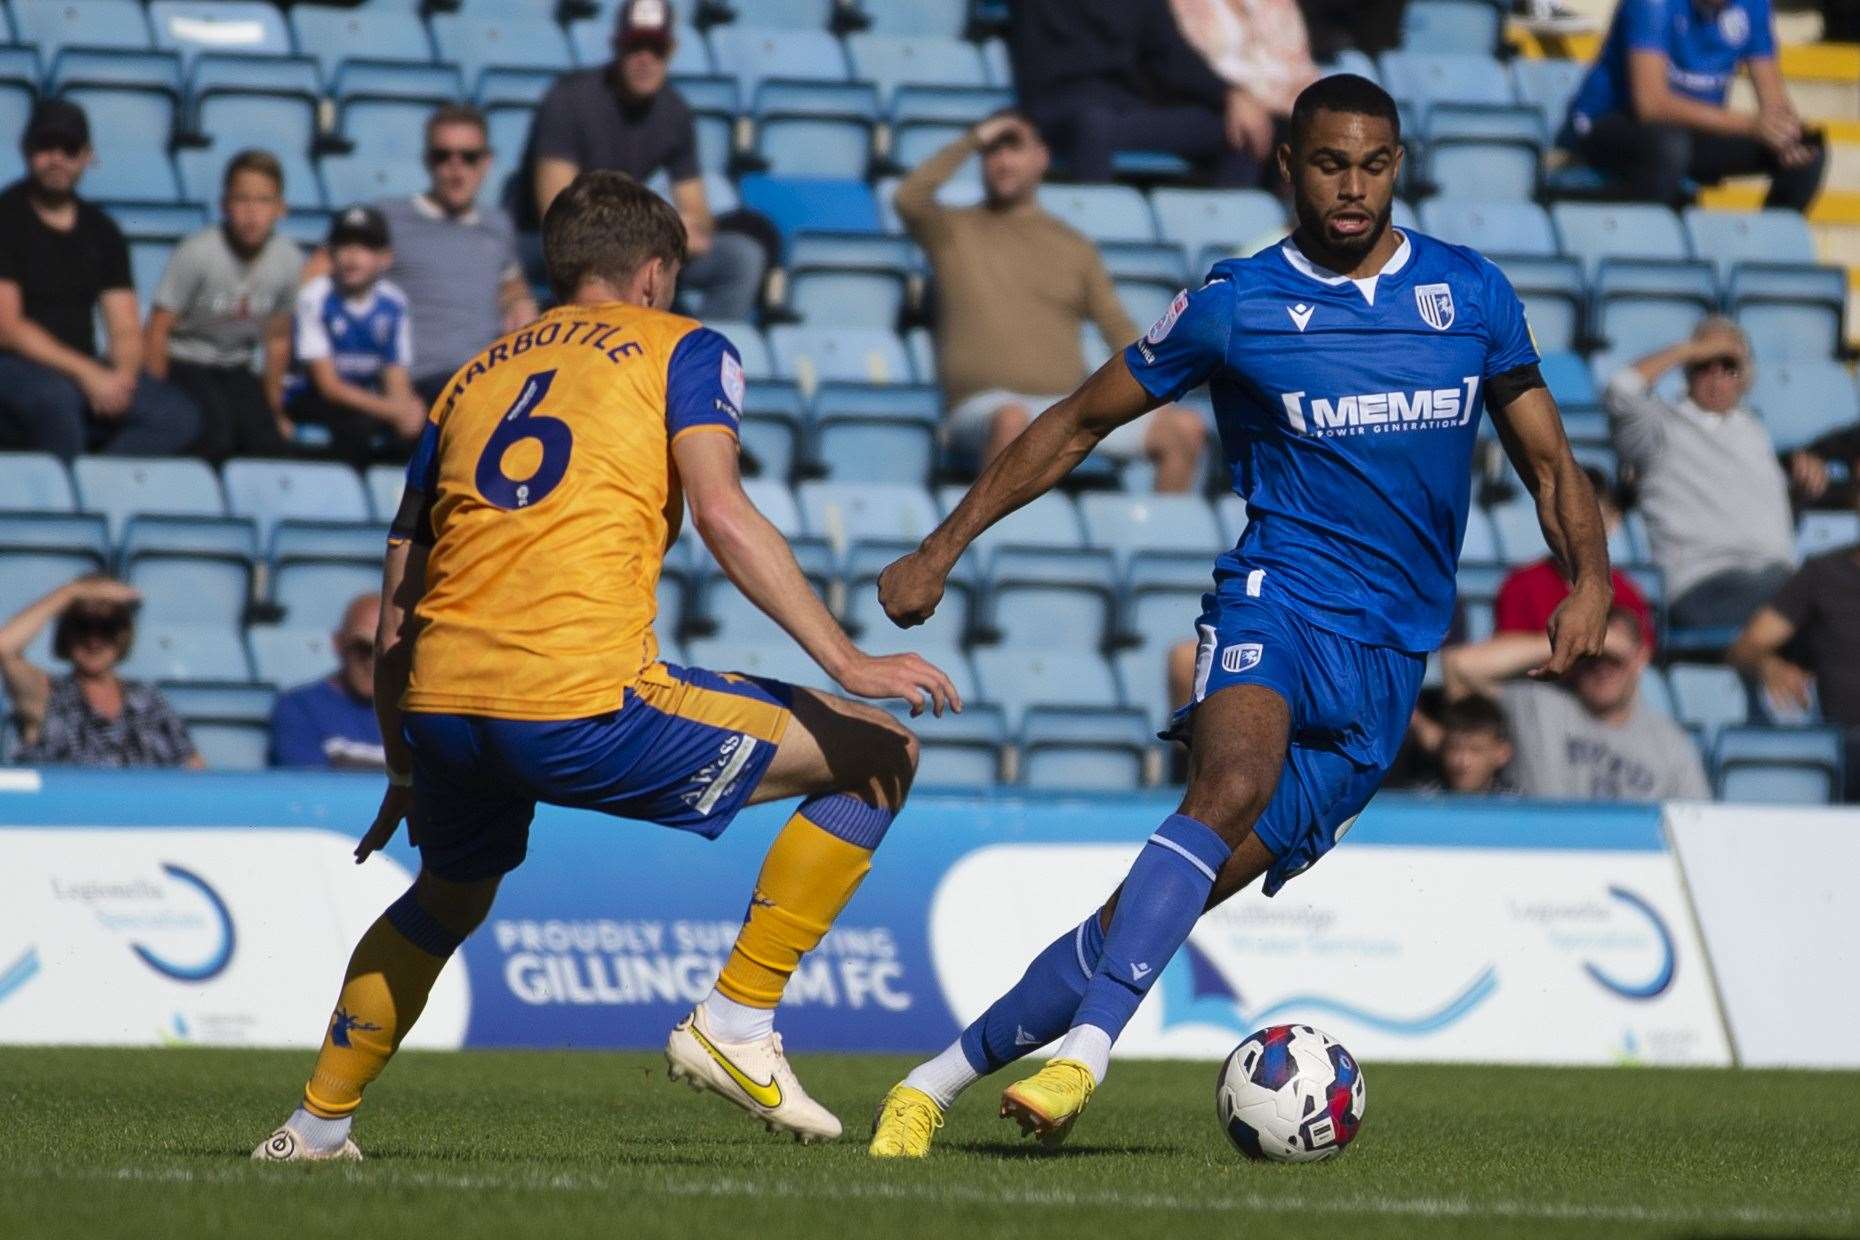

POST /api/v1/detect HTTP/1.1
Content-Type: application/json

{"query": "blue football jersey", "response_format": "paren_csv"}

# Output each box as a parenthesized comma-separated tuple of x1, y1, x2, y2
(1124, 230, 1538, 653)
(291, 274, 413, 389)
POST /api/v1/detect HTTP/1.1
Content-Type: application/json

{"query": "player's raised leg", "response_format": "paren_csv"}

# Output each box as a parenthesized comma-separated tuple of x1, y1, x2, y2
(666, 687, 921, 1142)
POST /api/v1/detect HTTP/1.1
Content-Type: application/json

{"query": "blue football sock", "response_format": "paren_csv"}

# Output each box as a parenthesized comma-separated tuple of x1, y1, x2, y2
(956, 914, 1106, 1075)
(1071, 813, 1231, 1044)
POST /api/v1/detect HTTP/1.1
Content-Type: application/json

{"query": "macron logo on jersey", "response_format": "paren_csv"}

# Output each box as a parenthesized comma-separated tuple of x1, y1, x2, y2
(1280, 377, 1480, 437)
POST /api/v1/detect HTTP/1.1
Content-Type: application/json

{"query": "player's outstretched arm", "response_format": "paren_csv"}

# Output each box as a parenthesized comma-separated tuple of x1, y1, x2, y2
(879, 355, 1156, 627)
(1488, 381, 1612, 679)
(674, 430, 961, 716)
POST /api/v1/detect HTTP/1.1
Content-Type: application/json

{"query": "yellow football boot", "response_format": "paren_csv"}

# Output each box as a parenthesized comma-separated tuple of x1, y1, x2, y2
(999, 1057, 1096, 1147)
(867, 1083, 945, 1158)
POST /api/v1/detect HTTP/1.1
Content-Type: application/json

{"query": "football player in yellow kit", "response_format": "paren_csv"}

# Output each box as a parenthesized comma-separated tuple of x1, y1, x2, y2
(252, 171, 959, 1161)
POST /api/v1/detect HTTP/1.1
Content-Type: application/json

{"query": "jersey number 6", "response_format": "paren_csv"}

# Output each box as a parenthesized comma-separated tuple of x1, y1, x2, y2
(475, 369, 573, 509)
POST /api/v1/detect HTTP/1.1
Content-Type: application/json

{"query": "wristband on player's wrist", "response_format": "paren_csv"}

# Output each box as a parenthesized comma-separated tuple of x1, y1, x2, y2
(387, 768, 413, 788)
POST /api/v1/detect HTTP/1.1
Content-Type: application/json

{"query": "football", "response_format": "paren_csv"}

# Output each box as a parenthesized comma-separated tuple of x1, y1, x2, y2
(1215, 1024, 1366, 1163)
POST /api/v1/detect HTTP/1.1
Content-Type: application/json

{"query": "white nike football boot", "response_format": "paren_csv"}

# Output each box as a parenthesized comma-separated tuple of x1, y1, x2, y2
(665, 1004, 843, 1143)
(250, 1125, 362, 1163)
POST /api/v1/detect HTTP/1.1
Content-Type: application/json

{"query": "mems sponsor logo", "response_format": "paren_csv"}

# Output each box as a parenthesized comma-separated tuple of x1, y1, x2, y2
(1281, 376, 1480, 438)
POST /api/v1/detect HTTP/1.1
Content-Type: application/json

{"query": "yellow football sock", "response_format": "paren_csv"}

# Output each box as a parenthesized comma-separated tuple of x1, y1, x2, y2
(716, 798, 889, 1008)
(302, 891, 460, 1119)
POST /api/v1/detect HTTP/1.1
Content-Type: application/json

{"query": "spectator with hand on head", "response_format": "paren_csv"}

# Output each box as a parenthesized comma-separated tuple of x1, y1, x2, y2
(0, 576, 201, 769)
(269, 593, 387, 771)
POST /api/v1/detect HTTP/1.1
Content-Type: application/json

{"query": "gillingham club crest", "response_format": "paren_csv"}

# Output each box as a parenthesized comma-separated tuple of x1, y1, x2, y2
(1415, 283, 1455, 331)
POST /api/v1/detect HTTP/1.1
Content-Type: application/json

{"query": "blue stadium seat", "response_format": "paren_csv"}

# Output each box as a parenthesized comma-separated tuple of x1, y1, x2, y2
(321, 149, 427, 206)
(1797, 511, 1859, 559)
(659, 75, 737, 172)
(697, 537, 835, 646)
(1020, 705, 1153, 791)
(1551, 202, 1690, 277)
(1112, 553, 1209, 725)
(863, 0, 967, 37)
(1400, 0, 1502, 52)
(1459, 505, 1500, 563)
(1079, 493, 1223, 564)
(846, 33, 987, 102)
(1511, 55, 1586, 137)
(0, 513, 109, 630)
(0, 453, 76, 513)
(1748, 360, 1860, 453)
(293, 6, 436, 80)
(0, 45, 41, 87)
(1538, 351, 1597, 408)
(1682, 207, 1817, 280)
(985, 546, 1117, 649)
(1150, 188, 1287, 263)
(785, 231, 913, 326)
(1036, 184, 1156, 243)
(888, 700, 1005, 787)
(107, 202, 210, 243)
(843, 540, 976, 651)
(1423, 104, 1544, 201)
(429, 13, 572, 95)
(1215, 494, 1249, 545)
(13, 0, 152, 59)
(332, 61, 461, 104)
(970, 647, 1122, 730)
(331, 93, 432, 155)
(1100, 240, 1189, 289)
(888, 84, 1010, 166)
(739, 175, 880, 247)
(1454, 560, 1506, 642)
(247, 625, 334, 689)
(796, 480, 938, 544)
(769, 325, 913, 388)
(1494, 255, 1586, 353)
(223, 460, 371, 544)
(271, 521, 386, 634)
(904, 326, 936, 386)
(148, 3, 292, 67)
(1669, 663, 1750, 742)
(179, 92, 323, 211)
(46, 48, 181, 95)
(1731, 264, 1846, 361)
(483, 101, 535, 211)
(73, 456, 222, 540)
(1592, 258, 1717, 356)
(476, 66, 558, 109)
(1378, 51, 1513, 109)
(0, 80, 33, 184)
(711, 319, 774, 380)
(280, 210, 331, 248)
(1714, 724, 1843, 803)
(939, 486, 1081, 554)
(127, 239, 174, 313)
(683, 636, 837, 692)
(739, 381, 807, 483)
(810, 383, 939, 484)
(121, 622, 251, 682)
(709, 25, 848, 95)
(187, 53, 321, 102)
(731, 0, 846, 27)
(364, 464, 404, 524)
(59, 86, 181, 201)
(1420, 199, 1557, 256)
(1487, 492, 1549, 564)
(160, 679, 274, 770)
(753, 79, 878, 178)
(120, 515, 256, 628)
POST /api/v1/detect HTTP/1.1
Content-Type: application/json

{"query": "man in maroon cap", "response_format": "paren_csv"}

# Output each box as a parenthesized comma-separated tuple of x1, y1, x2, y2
(527, 0, 765, 320)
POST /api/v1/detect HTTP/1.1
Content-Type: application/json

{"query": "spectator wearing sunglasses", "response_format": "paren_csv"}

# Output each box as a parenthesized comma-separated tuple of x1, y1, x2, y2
(269, 593, 387, 770)
(0, 575, 201, 769)
(375, 105, 537, 405)
(0, 100, 200, 460)
(1443, 605, 1708, 801)
(1606, 316, 1796, 631)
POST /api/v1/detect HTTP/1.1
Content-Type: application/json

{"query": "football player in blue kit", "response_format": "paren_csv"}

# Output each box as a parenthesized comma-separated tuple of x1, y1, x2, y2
(866, 74, 1614, 1156)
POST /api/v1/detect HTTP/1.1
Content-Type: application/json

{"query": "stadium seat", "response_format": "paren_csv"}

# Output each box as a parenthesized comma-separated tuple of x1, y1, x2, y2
(319, 150, 425, 207)
(697, 537, 836, 646)
(0, 453, 76, 513)
(985, 546, 1117, 649)
(0, 79, 34, 186)
(1511, 55, 1586, 137)
(810, 383, 940, 485)
(1730, 264, 1846, 362)
(247, 624, 334, 690)
(683, 636, 837, 692)
(785, 231, 913, 326)
(271, 521, 386, 634)
(222, 460, 371, 544)
(59, 86, 180, 201)
(1797, 511, 1859, 559)
(1494, 255, 1586, 354)
(1538, 351, 1597, 409)
(796, 480, 939, 545)
(1715, 724, 1844, 804)
(429, 13, 572, 95)
(1668, 663, 1750, 742)
(0, 513, 110, 630)
(730, 0, 846, 28)
(1487, 493, 1549, 564)
(1036, 184, 1156, 243)
(1378, 51, 1513, 109)
(846, 33, 987, 103)
(1420, 199, 1557, 257)
(332, 61, 461, 104)
(179, 92, 323, 212)
(1020, 705, 1153, 791)
(863, 0, 967, 37)
(888, 84, 1011, 166)
(125, 238, 173, 313)
(970, 646, 1122, 730)
(149, 2, 292, 68)
(711, 320, 774, 381)
(1457, 504, 1499, 563)
(120, 515, 256, 628)
(1079, 493, 1223, 564)
(476, 67, 558, 110)
(739, 381, 807, 483)
(120, 621, 251, 681)
(1550, 203, 1690, 277)
(279, 209, 332, 248)
(752, 79, 879, 178)
(710, 25, 848, 95)
(939, 487, 1081, 554)
(738, 176, 881, 246)
(1748, 360, 1860, 453)
(293, 7, 436, 81)
(1682, 207, 1816, 279)
(363, 465, 405, 524)
(160, 679, 274, 770)
(13, 0, 153, 60)
(1592, 258, 1717, 356)
(1112, 553, 1209, 725)
(1423, 104, 1544, 201)
(46, 48, 181, 95)
(73, 457, 222, 540)
(1400, 0, 1502, 52)
(1150, 188, 1287, 263)
(484, 102, 536, 208)
(904, 327, 936, 385)
(843, 540, 976, 651)
(889, 700, 1005, 787)
(0, 44, 41, 87)
(768, 325, 913, 389)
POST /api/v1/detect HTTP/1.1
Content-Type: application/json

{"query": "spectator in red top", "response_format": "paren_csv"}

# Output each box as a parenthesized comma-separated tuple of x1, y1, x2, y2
(1494, 467, 1656, 648)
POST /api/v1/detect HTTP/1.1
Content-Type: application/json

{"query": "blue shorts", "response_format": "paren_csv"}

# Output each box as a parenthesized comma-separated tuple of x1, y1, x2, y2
(1166, 585, 1425, 896)
(405, 661, 794, 881)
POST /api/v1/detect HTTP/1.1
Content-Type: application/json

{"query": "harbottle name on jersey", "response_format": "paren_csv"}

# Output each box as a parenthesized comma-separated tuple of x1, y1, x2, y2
(1280, 376, 1480, 438)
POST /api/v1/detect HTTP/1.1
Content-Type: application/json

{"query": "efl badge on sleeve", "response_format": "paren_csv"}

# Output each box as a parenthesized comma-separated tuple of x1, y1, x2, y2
(1415, 283, 1455, 331)
(1147, 289, 1190, 344)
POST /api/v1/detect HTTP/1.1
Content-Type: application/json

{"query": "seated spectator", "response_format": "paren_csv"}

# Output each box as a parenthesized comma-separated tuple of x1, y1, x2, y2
(1171, 0, 1322, 176)
(1444, 605, 1709, 801)
(144, 150, 301, 463)
(1561, 0, 1825, 211)
(285, 207, 425, 465)
(896, 112, 1206, 489)
(1432, 694, 1520, 795)
(528, 0, 765, 321)
(1728, 493, 1860, 800)
(1495, 466, 1656, 648)
(0, 100, 199, 461)
(1605, 317, 1795, 632)
(1297, 0, 1406, 59)
(379, 105, 537, 405)
(0, 576, 201, 768)
(270, 593, 386, 770)
(1009, 0, 1273, 186)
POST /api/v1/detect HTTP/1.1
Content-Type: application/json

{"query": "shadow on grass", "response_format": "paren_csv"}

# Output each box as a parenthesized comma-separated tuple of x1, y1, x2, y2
(946, 1140, 1179, 1160)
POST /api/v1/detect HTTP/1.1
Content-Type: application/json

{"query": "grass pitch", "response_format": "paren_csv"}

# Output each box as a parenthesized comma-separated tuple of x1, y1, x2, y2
(1, 1048, 1855, 1240)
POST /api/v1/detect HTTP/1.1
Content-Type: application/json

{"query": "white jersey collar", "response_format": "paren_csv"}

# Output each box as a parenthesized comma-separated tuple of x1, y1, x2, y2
(1279, 229, 1412, 306)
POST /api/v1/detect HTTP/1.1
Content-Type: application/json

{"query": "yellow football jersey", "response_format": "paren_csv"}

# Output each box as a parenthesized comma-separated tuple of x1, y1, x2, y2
(401, 302, 745, 721)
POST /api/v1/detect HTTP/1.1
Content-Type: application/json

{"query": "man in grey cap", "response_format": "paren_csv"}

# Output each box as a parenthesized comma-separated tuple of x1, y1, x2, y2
(0, 99, 199, 460)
